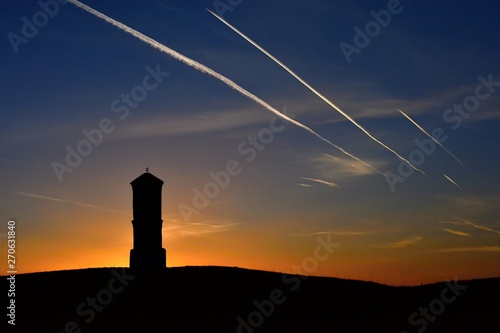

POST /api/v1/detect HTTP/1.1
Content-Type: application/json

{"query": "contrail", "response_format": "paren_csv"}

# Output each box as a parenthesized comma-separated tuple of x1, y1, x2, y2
(443, 174, 484, 208)
(207, 9, 425, 176)
(300, 177, 340, 188)
(296, 183, 313, 188)
(66, 0, 384, 176)
(443, 173, 464, 191)
(398, 109, 464, 166)
(8, 189, 128, 215)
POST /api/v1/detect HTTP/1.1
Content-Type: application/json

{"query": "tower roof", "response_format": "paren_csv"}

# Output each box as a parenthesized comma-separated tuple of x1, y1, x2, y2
(131, 171, 164, 186)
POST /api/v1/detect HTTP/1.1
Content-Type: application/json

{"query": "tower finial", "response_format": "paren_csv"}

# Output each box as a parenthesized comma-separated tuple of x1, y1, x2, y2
(145, 167, 149, 173)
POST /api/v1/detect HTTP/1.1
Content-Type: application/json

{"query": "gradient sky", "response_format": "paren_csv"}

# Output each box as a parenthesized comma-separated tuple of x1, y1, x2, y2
(1, 0, 500, 285)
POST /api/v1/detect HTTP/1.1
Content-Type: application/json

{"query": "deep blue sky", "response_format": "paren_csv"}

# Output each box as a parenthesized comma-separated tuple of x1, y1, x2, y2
(1, 0, 499, 284)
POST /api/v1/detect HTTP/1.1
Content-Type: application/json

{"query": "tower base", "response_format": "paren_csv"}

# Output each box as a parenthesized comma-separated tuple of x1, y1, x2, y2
(130, 248, 166, 269)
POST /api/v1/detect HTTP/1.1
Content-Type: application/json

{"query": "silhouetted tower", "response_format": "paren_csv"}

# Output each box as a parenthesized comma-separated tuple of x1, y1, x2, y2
(130, 168, 166, 269)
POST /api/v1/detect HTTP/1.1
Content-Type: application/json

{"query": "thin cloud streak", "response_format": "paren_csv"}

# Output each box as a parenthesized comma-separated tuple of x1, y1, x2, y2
(316, 84, 476, 123)
(8, 190, 128, 215)
(289, 230, 375, 237)
(115, 108, 271, 139)
(377, 236, 423, 249)
(207, 9, 426, 176)
(439, 228, 470, 237)
(309, 231, 371, 236)
(438, 221, 465, 226)
(300, 177, 340, 188)
(163, 219, 238, 238)
(438, 218, 500, 236)
(67, 0, 385, 177)
(433, 246, 500, 253)
(443, 174, 484, 208)
(311, 154, 386, 180)
(459, 218, 500, 236)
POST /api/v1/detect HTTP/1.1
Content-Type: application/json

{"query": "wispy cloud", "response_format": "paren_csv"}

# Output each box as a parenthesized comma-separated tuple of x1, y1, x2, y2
(7, 190, 128, 215)
(308, 230, 370, 236)
(377, 236, 423, 249)
(438, 221, 466, 226)
(433, 246, 500, 253)
(315, 83, 474, 123)
(437, 218, 500, 236)
(163, 219, 238, 238)
(311, 153, 386, 180)
(461, 219, 500, 236)
(114, 108, 270, 140)
(442, 174, 484, 208)
(440, 217, 500, 236)
(295, 183, 313, 188)
(288, 229, 377, 238)
(439, 194, 487, 210)
(300, 177, 340, 188)
(439, 228, 470, 237)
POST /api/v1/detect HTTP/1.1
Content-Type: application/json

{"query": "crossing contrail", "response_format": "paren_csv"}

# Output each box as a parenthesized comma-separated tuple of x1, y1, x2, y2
(207, 9, 426, 176)
(66, 0, 385, 176)
(398, 109, 464, 166)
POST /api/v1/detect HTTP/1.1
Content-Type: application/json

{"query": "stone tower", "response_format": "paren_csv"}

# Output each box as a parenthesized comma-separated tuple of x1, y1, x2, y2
(129, 168, 166, 269)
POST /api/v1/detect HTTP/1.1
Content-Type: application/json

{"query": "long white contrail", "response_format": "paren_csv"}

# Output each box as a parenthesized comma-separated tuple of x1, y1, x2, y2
(398, 109, 464, 166)
(207, 9, 425, 176)
(66, 0, 384, 176)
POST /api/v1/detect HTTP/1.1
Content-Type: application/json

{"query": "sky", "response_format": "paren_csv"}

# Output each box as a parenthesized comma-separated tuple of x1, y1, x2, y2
(1, 0, 500, 286)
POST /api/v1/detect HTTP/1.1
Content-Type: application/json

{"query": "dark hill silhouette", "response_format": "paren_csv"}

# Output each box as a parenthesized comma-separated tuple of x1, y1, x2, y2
(2, 266, 499, 333)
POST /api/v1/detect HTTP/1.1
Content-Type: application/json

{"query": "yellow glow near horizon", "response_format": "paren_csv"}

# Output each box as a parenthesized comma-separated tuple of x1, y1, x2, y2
(2, 182, 499, 286)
